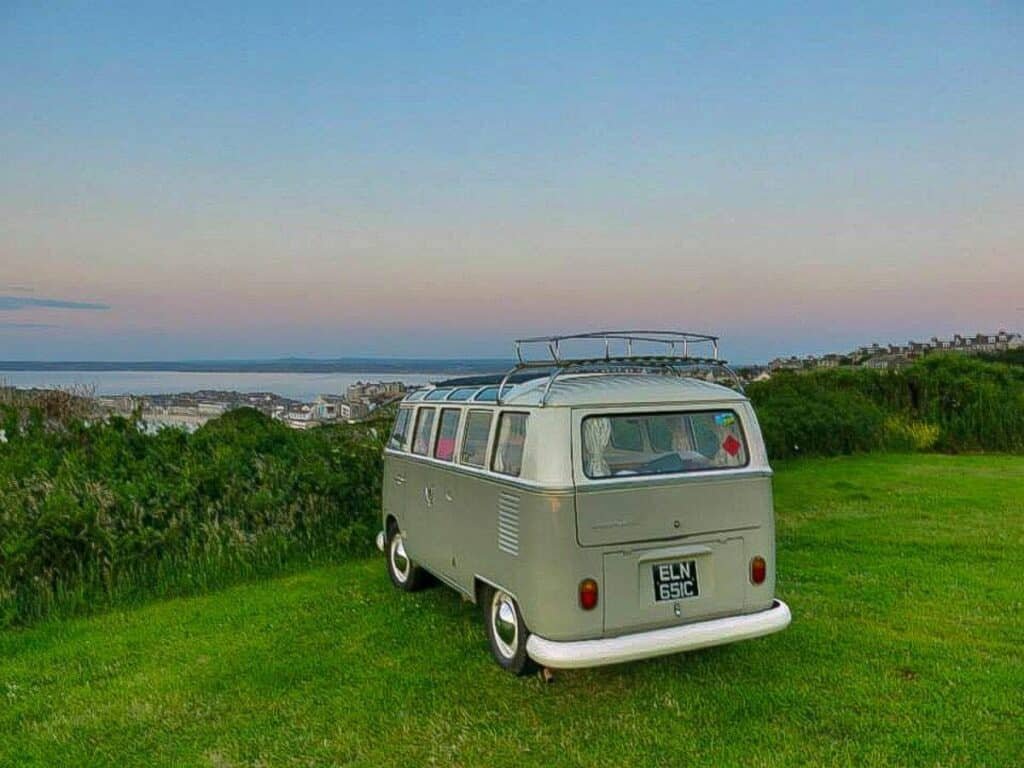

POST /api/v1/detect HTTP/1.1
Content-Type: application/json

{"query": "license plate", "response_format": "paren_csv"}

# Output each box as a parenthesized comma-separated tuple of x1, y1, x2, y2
(652, 560, 699, 602)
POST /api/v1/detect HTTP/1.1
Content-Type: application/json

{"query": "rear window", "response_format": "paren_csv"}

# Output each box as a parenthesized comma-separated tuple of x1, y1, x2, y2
(582, 410, 747, 478)
(388, 408, 411, 450)
(492, 412, 528, 476)
(434, 408, 460, 462)
(411, 407, 436, 455)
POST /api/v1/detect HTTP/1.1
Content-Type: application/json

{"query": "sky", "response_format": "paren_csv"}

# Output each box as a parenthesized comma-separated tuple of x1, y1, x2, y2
(1, 1, 1021, 363)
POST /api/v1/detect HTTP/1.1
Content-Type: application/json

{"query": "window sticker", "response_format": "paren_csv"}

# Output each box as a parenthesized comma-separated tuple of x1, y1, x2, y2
(714, 413, 736, 427)
(722, 434, 742, 457)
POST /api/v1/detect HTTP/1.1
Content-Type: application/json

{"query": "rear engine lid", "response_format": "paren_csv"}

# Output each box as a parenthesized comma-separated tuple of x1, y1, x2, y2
(575, 474, 771, 547)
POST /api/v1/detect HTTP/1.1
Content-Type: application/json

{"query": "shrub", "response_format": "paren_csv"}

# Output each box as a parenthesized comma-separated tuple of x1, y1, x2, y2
(748, 355, 1024, 458)
(881, 416, 940, 452)
(748, 377, 890, 459)
(0, 405, 389, 627)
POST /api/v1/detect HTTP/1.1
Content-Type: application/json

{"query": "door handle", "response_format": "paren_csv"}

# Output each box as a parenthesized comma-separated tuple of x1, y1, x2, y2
(444, 489, 454, 502)
(424, 486, 434, 506)
(394, 474, 406, 485)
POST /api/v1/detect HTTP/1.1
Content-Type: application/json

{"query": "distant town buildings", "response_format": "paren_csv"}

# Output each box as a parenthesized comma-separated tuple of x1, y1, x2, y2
(346, 380, 405, 402)
(96, 380, 409, 431)
(767, 330, 1022, 375)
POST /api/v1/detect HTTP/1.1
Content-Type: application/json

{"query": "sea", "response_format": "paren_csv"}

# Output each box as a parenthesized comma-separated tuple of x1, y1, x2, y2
(0, 371, 453, 403)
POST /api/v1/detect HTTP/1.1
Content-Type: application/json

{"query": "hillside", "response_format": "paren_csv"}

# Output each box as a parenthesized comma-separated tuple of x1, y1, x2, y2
(2, 454, 1021, 767)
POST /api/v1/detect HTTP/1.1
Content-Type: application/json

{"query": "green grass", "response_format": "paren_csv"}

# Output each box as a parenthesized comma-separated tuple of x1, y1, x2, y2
(2, 454, 1022, 767)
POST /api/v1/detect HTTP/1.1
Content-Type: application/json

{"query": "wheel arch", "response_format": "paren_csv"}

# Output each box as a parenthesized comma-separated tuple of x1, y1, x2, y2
(473, 575, 518, 607)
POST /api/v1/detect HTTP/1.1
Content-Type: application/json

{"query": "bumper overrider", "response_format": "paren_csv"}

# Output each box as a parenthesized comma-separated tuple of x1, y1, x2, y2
(526, 600, 791, 669)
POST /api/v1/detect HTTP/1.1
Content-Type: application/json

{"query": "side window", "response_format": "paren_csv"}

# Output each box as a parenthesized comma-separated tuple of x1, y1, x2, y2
(492, 412, 528, 477)
(473, 386, 500, 402)
(460, 410, 493, 467)
(434, 408, 461, 462)
(411, 407, 436, 456)
(388, 408, 411, 450)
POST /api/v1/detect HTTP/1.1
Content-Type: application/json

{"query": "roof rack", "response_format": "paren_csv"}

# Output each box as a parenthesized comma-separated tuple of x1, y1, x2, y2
(498, 330, 744, 406)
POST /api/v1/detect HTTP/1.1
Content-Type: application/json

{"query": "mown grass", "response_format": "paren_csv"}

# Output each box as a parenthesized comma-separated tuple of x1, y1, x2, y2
(1, 454, 1022, 767)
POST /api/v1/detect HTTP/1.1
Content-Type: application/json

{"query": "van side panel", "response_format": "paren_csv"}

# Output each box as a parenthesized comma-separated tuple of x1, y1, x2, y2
(454, 480, 604, 642)
(382, 452, 411, 529)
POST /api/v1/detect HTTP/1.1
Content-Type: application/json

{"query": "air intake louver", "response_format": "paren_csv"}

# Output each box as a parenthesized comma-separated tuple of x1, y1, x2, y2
(497, 491, 520, 556)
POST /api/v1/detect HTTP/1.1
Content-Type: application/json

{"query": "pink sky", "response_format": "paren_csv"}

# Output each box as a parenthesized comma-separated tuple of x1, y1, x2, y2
(1, 3, 1021, 361)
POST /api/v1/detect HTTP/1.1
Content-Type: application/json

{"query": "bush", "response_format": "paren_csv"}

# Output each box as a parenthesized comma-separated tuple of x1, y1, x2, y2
(0, 406, 389, 627)
(881, 416, 940, 452)
(748, 355, 1024, 459)
(747, 378, 890, 459)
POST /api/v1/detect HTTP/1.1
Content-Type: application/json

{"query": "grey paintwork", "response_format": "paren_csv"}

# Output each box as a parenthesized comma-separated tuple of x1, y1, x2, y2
(382, 374, 778, 643)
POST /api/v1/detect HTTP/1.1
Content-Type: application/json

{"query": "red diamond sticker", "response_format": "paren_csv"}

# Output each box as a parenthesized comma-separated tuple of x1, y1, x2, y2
(722, 435, 741, 457)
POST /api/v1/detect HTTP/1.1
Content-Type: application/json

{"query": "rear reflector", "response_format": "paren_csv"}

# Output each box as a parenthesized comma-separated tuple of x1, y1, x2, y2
(579, 578, 599, 610)
(750, 556, 767, 585)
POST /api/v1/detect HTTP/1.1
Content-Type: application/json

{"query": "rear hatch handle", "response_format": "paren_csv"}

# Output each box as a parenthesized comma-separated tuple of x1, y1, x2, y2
(637, 544, 713, 563)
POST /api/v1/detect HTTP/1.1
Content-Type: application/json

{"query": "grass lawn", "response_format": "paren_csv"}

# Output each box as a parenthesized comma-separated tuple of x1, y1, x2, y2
(1, 454, 1022, 767)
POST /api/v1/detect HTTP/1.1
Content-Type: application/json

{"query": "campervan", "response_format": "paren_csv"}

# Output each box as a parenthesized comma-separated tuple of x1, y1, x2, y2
(378, 331, 790, 674)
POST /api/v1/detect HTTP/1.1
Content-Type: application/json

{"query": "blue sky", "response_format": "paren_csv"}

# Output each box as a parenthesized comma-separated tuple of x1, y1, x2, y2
(1, 1, 1021, 362)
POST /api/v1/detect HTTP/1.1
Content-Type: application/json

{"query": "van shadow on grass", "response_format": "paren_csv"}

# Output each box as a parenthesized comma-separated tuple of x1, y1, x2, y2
(376, 564, 763, 689)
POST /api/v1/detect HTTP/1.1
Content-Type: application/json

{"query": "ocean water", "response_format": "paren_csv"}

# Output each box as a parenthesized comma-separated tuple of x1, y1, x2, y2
(0, 371, 450, 402)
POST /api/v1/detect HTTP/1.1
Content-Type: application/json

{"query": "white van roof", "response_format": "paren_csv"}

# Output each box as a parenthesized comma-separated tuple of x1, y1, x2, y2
(405, 331, 746, 407)
(496, 373, 745, 407)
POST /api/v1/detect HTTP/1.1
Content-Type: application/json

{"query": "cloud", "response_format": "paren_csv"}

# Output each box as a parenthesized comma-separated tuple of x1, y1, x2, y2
(0, 322, 58, 329)
(0, 286, 34, 293)
(0, 296, 110, 311)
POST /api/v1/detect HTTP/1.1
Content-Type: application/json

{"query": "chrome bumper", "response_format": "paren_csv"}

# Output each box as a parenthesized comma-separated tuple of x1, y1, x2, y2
(375, 531, 385, 552)
(526, 599, 791, 669)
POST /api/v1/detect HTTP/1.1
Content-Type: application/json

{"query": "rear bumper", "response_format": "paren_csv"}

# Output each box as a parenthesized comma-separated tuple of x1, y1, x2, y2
(526, 599, 791, 669)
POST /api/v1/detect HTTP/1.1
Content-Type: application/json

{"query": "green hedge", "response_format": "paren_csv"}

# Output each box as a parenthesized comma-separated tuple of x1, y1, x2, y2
(2, 354, 1021, 626)
(0, 407, 387, 627)
(748, 355, 1024, 459)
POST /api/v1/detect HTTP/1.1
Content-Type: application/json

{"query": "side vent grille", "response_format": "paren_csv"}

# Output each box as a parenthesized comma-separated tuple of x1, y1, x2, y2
(497, 491, 520, 556)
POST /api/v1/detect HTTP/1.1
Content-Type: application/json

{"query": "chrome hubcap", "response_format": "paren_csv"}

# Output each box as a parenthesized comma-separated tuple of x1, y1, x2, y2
(390, 533, 410, 582)
(491, 591, 518, 658)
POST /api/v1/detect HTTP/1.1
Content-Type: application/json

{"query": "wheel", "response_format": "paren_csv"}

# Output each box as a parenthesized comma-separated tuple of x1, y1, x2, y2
(482, 586, 536, 676)
(386, 523, 429, 591)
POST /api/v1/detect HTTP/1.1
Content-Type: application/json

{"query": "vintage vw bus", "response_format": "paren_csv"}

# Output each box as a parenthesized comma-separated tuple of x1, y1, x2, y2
(378, 331, 790, 674)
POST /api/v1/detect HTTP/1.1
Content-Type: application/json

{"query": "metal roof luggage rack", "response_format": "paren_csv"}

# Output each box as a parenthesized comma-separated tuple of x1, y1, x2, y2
(497, 330, 744, 405)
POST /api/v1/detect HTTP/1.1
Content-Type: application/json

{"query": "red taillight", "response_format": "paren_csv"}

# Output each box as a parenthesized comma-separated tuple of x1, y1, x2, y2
(750, 556, 767, 585)
(579, 578, 599, 610)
